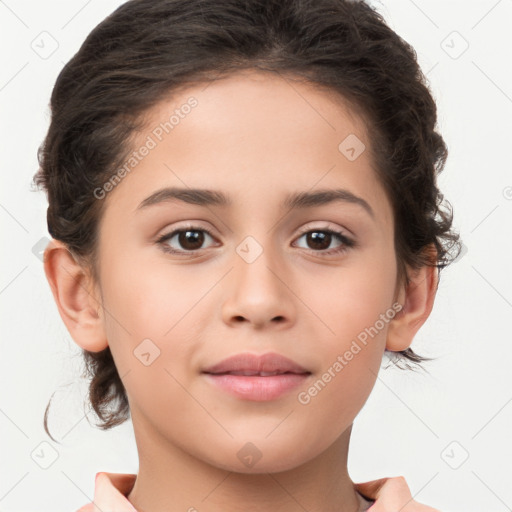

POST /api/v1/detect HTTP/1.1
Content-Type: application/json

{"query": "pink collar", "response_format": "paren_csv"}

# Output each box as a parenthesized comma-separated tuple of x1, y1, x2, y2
(76, 472, 138, 512)
(77, 471, 374, 511)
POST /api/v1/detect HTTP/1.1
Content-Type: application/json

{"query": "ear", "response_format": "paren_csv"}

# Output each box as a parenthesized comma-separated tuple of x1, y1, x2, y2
(43, 239, 108, 352)
(386, 248, 439, 352)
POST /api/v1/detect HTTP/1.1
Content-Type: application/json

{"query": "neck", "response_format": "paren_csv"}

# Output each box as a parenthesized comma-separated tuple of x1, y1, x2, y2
(126, 414, 364, 512)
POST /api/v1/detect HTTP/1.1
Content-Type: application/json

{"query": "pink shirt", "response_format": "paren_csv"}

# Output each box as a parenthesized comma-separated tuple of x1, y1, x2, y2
(76, 472, 138, 512)
(76, 471, 374, 511)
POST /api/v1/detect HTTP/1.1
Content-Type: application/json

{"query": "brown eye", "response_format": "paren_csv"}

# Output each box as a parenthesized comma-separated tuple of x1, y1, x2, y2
(176, 230, 205, 251)
(157, 227, 216, 254)
(293, 227, 355, 256)
(305, 231, 332, 251)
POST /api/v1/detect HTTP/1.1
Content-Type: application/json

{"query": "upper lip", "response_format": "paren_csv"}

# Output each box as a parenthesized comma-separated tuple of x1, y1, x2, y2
(202, 352, 311, 375)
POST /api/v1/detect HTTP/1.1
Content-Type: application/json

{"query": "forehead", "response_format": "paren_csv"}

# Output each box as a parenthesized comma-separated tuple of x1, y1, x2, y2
(99, 69, 392, 229)
(145, 69, 368, 142)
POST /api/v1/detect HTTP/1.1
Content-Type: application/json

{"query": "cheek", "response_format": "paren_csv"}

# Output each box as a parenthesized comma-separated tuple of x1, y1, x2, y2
(305, 246, 397, 343)
(101, 245, 199, 335)
(98, 249, 191, 370)
(297, 284, 392, 429)
(98, 259, 203, 418)
(297, 245, 397, 404)
(98, 247, 222, 389)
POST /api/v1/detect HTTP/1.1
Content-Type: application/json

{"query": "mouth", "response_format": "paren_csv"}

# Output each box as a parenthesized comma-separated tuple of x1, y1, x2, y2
(202, 372, 311, 401)
(201, 351, 311, 375)
(204, 370, 310, 376)
(201, 352, 312, 401)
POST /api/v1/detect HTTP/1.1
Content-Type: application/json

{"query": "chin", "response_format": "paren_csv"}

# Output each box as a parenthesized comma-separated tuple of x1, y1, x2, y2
(202, 441, 316, 475)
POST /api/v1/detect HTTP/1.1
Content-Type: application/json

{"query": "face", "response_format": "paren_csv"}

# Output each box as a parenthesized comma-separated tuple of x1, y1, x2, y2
(93, 70, 399, 473)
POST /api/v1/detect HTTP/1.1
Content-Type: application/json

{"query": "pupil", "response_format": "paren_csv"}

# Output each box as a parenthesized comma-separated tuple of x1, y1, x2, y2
(308, 231, 330, 250)
(175, 230, 332, 251)
(180, 230, 204, 250)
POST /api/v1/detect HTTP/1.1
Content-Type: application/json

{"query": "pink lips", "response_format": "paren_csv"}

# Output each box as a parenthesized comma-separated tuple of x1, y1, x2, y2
(202, 352, 311, 401)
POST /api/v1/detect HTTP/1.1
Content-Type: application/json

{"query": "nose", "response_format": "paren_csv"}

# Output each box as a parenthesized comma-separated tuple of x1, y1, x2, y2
(221, 240, 296, 330)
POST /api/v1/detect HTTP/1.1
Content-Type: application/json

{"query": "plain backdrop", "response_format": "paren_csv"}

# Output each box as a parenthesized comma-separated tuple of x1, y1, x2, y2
(1, 1, 511, 511)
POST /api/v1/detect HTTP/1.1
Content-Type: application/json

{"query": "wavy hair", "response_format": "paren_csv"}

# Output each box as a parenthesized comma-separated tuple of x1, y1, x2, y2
(33, 0, 462, 441)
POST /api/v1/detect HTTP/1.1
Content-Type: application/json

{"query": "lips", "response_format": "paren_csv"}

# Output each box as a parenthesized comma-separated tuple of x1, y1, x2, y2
(202, 352, 311, 376)
(202, 352, 311, 401)
(217, 370, 291, 376)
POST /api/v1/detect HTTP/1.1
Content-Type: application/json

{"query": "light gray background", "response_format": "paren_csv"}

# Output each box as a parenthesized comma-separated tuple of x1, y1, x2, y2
(1, 1, 511, 511)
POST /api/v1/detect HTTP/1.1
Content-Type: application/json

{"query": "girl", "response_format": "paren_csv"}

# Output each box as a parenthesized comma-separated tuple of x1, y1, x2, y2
(35, 0, 460, 510)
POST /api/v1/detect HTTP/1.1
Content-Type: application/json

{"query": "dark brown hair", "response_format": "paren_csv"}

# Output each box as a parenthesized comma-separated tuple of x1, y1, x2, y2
(33, 0, 461, 441)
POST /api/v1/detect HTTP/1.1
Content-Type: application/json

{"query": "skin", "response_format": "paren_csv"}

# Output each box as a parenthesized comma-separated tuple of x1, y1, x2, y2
(44, 69, 440, 512)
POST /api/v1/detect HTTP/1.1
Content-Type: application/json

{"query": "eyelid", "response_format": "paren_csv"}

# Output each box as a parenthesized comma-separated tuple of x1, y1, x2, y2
(155, 222, 218, 254)
(156, 221, 356, 256)
(156, 221, 217, 240)
(292, 222, 356, 253)
(294, 221, 354, 243)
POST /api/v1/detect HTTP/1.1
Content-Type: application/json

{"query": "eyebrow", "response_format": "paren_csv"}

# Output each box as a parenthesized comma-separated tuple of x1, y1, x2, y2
(135, 186, 375, 219)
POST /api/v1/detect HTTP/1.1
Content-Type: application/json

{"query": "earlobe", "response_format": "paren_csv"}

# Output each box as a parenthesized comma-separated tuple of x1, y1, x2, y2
(43, 239, 108, 353)
(386, 259, 439, 352)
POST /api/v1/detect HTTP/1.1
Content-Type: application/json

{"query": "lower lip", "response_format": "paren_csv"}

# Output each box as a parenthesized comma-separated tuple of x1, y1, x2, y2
(203, 373, 310, 401)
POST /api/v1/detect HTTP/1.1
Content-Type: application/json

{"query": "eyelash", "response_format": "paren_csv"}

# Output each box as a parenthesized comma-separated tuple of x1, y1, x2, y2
(156, 224, 356, 257)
